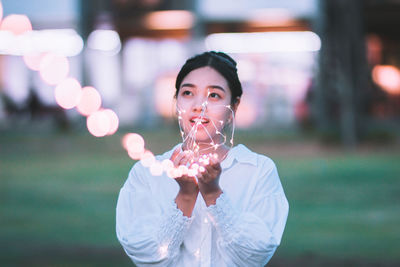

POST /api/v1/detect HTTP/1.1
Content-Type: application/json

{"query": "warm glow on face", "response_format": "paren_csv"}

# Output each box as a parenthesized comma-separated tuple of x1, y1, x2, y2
(54, 78, 82, 109)
(39, 53, 69, 85)
(0, 14, 32, 35)
(144, 10, 194, 30)
(23, 53, 46, 71)
(372, 65, 400, 95)
(176, 67, 232, 144)
(76, 86, 102, 116)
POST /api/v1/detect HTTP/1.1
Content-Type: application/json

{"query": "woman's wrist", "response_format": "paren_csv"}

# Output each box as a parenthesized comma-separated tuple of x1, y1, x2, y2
(176, 189, 198, 217)
(178, 188, 199, 199)
(201, 187, 222, 206)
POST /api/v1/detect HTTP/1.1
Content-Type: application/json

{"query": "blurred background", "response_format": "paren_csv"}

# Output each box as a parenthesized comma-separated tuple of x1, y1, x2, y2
(0, 0, 399, 266)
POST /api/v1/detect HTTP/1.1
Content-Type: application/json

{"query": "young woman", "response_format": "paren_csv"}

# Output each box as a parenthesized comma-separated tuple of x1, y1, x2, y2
(116, 51, 289, 266)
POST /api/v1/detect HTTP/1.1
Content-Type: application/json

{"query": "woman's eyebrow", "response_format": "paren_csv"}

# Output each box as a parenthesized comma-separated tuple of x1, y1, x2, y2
(180, 83, 225, 92)
(208, 85, 226, 92)
(180, 83, 195, 88)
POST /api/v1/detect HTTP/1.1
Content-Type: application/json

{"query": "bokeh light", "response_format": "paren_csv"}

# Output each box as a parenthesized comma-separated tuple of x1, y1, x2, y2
(143, 10, 194, 30)
(122, 133, 145, 160)
(54, 78, 82, 109)
(372, 65, 400, 95)
(76, 86, 102, 116)
(103, 109, 119, 135)
(141, 151, 155, 167)
(150, 161, 163, 176)
(23, 53, 46, 71)
(161, 159, 174, 172)
(0, 14, 32, 35)
(87, 29, 121, 55)
(39, 53, 69, 85)
(87, 110, 111, 137)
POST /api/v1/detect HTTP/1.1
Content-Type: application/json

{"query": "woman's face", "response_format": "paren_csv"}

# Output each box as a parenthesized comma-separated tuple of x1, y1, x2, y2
(176, 66, 235, 146)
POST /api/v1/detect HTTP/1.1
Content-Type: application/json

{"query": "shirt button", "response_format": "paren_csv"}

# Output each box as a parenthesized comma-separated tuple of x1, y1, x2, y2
(204, 217, 209, 224)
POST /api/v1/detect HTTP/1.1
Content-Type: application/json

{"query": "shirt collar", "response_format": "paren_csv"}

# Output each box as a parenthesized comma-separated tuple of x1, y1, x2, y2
(220, 144, 257, 169)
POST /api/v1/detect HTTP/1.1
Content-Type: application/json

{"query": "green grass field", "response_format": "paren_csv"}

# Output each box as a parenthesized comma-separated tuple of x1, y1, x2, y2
(1, 127, 399, 266)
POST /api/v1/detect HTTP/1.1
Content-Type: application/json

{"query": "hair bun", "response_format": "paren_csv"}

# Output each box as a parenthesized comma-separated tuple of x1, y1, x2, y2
(209, 51, 237, 68)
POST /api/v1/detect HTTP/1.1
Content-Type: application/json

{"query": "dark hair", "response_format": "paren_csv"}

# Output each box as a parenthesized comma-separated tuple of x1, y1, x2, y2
(175, 51, 242, 104)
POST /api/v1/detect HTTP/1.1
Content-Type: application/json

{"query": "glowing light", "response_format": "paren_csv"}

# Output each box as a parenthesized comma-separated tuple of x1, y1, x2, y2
(191, 163, 199, 170)
(127, 149, 144, 161)
(173, 167, 183, 178)
(39, 53, 69, 85)
(0, 14, 32, 35)
(31, 29, 84, 56)
(86, 110, 111, 137)
(123, 133, 145, 160)
(103, 109, 119, 135)
(141, 151, 155, 167)
(248, 8, 295, 27)
(150, 161, 163, 176)
(76, 86, 102, 116)
(123, 133, 145, 153)
(0, 29, 84, 56)
(54, 78, 82, 109)
(178, 165, 189, 176)
(23, 53, 46, 71)
(187, 168, 198, 177)
(167, 168, 176, 178)
(372, 65, 400, 95)
(205, 31, 321, 53)
(87, 30, 121, 55)
(158, 245, 168, 258)
(144, 10, 194, 30)
(162, 159, 174, 172)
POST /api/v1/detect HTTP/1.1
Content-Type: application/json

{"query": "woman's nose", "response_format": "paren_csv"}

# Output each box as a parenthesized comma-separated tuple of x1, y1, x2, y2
(192, 97, 207, 112)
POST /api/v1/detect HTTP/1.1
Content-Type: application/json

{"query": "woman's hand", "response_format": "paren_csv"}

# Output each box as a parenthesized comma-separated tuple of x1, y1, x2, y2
(170, 146, 199, 217)
(197, 155, 223, 206)
(170, 146, 199, 196)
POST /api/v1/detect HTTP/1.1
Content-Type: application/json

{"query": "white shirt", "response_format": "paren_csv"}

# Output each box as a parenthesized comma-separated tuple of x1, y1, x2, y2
(116, 144, 289, 267)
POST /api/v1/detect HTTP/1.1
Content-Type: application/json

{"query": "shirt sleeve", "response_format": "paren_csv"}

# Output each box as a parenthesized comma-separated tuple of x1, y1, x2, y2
(206, 159, 289, 266)
(116, 163, 193, 266)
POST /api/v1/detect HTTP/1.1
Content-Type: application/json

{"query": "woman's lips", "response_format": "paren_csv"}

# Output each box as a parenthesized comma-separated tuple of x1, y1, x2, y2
(189, 116, 210, 126)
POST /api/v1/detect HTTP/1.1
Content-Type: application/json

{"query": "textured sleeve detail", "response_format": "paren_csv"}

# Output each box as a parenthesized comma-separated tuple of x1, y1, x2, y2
(158, 199, 194, 258)
(206, 192, 239, 243)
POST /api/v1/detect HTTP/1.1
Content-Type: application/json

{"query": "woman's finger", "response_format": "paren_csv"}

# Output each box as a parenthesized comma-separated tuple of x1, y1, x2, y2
(170, 146, 182, 161)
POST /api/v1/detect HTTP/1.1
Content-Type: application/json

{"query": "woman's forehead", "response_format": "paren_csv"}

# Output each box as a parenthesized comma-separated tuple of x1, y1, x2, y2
(181, 66, 229, 88)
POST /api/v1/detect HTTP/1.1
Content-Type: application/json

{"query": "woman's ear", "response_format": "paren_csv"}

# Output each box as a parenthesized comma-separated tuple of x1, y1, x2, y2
(232, 97, 241, 113)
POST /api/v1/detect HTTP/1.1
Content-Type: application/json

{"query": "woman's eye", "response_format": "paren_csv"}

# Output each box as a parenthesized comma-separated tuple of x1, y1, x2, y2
(209, 92, 221, 99)
(181, 90, 192, 96)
